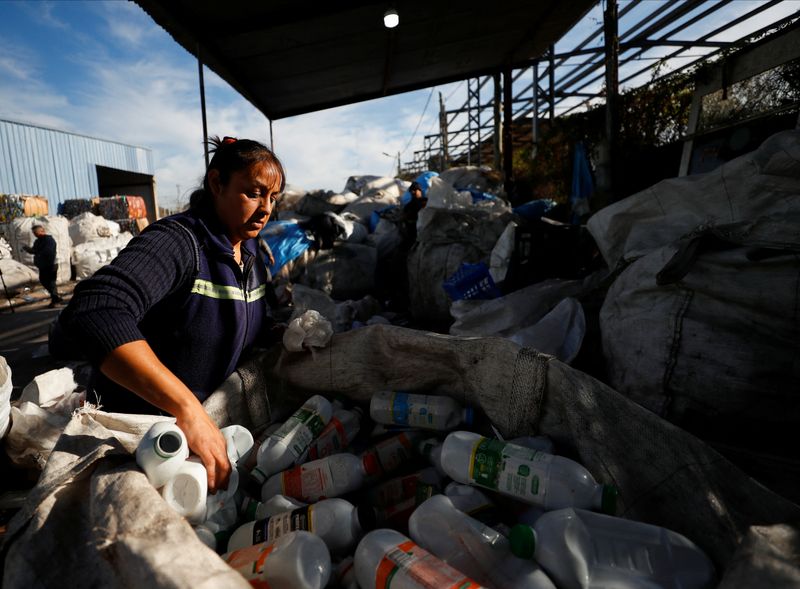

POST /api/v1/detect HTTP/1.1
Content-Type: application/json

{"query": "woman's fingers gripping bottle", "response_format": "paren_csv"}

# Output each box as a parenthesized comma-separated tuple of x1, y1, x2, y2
(370, 391, 473, 431)
(509, 508, 716, 589)
(224, 530, 331, 589)
(228, 497, 377, 557)
(253, 395, 333, 484)
(441, 431, 618, 513)
(354, 528, 488, 589)
(136, 421, 190, 488)
(307, 407, 363, 460)
(408, 495, 556, 589)
(262, 452, 382, 503)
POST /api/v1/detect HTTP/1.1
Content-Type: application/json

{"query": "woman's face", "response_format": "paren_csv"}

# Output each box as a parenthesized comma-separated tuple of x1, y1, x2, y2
(209, 161, 282, 246)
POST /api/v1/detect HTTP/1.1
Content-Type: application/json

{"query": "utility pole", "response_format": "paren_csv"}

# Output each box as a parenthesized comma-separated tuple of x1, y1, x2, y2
(503, 66, 515, 200)
(197, 44, 209, 168)
(493, 73, 501, 171)
(603, 0, 619, 200)
(439, 92, 449, 171)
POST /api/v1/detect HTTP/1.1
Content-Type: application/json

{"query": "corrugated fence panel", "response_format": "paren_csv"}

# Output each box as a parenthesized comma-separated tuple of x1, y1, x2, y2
(0, 118, 153, 212)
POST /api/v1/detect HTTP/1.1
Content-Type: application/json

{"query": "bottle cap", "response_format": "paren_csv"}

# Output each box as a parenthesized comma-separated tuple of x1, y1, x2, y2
(601, 485, 618, 515)
(356, 504, 378, 532)
(242, 496, 260, 520)
(155, 430, 183, 458)
(509, 524, 537, 559)
(362, 452, 381, 477)
(463, 407, 474, 426)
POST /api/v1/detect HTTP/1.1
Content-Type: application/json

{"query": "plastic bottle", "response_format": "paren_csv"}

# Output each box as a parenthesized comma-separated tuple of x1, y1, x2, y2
(240, 422, 281, 472)
(441, 431, 617, 513)
(370, 391, 473, 431)
(367, 467, 444, 508)
(332, 556, 359, 589)
(262, 452, 381, 503)
(241, 493, 306, 521)
(354, 528, 487, 589)
(222, 424, 255, 464)
(252, 395, 332, 483)
(228, 498, 376, 557)
(416, 437, 446, 477)
(162, 457, 208, 524)
(408, 495, 556, 589)
(444, 482, 506, 530)
(307, 407, 362, 460)
(135, 421, 190, 488)
(224, 530, 331, 589)
(509, 508, 716, 589)
(361, 431, 423, 481)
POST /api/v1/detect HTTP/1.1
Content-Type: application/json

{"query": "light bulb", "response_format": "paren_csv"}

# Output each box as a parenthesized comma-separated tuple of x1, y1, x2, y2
(383, 9, 399, 29)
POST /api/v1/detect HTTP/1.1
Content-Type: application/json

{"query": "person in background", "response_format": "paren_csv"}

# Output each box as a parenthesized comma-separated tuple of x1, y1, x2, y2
(23, 224, 62, 308)
(52, 136, 284, 492)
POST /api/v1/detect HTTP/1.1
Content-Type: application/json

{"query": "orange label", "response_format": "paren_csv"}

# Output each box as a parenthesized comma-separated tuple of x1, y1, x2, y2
(225, 542, 275, 588)
(374, 539, 482, 589)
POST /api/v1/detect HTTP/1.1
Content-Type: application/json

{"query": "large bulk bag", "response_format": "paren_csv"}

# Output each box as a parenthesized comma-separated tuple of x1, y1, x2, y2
(71, 233, 134, 280)
(68, 212, 113, 245)
(301, 242, 376, 299)
(407, 207, 511, 324)
(2, 327, 799, 587)
(599, 214, 800, 500)
(0, 259, 38, 292)
(587, 130, 800, 269)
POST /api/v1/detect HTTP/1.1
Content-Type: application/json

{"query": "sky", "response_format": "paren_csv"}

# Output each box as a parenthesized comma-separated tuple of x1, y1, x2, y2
(0, 1, 797, 210)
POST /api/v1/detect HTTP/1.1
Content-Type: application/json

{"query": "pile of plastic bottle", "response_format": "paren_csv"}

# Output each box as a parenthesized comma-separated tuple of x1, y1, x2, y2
(136, 392, 717, 589)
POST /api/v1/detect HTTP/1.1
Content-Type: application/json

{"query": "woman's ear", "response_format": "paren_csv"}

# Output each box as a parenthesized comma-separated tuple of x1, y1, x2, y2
(208, 168, 222, 198)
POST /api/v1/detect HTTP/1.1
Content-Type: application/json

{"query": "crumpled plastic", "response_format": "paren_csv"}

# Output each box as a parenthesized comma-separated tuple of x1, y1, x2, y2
(283, 309, 334, 352)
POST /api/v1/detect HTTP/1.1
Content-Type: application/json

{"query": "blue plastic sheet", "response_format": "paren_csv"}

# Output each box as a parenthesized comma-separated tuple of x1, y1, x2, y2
(399, 171, 439, 207)
(442, 262, 502, 301)
(570, 142, 594, 224)
(512, 199, 557, 221)
(260, 221, 313, 275)
(369, 205, 398, 232)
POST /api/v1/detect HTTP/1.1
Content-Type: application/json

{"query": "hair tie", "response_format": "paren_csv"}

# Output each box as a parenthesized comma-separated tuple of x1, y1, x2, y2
(222, 136, 237, 145)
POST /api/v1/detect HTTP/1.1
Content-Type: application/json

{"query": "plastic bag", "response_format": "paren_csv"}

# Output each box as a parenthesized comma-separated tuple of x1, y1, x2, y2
(283, 310, 334, 352)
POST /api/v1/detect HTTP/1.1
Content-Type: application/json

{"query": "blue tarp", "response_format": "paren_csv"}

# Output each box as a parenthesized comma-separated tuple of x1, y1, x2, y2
(371, 171, 440, 232)
(260, 221, 313, 275)
(570, 142, 594, 224)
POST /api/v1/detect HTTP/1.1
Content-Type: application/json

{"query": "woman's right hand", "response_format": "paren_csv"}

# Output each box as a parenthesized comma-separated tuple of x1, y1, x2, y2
(175, 404, 232, 493)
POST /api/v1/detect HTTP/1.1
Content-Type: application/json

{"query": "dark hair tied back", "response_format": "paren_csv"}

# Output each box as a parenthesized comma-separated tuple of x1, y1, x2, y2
(189, 135, 286, 211)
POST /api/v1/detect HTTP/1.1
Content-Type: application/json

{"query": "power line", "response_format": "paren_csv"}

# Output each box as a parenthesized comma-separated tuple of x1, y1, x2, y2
(400, 86, 435, 156)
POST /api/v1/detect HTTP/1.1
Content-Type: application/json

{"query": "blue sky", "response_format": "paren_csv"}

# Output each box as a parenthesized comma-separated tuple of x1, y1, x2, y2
(0, 1, 797, 209)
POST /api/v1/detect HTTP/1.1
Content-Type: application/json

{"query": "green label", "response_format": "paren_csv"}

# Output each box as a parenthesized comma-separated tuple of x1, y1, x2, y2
(305, 414, 325, 438)
(471, 438, 505, 490)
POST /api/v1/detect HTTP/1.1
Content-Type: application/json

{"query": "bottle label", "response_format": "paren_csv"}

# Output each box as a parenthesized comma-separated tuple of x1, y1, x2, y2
(469, 437, 551, 502)
(391, 392, 438, 428)
(225, 542, 275, 586)
(272, 407, 326, 459)
(375, 540, 482, 589)
(252, 505, 314, 545)
(371, 433, 415, 475)
(282, 460, 334, 502)
(369, 472, 422, 507)
(308, 416, 347, 460)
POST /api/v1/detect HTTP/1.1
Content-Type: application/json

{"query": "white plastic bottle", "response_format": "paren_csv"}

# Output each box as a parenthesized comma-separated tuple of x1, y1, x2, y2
(228, 498, 376, 557)
(361, 431, 423, 480)
(162, 457, 208, 524)
(241, 493, 306, 521)
(442, 431, 617, 513)
(253, 395, 333, 483)
(416, 437, 446, 477)
(262, 452, 381, 503)
(444, 482, 506, 531)
(409, 495, 556, 589)
(222, 424, 255, 464)
(224, 530, 331, 589)
(354, 528, 487, 589)
(307, 407, 362, 460)
(332, 556, 359, 589)
(370, 391, 473, 431)
(136, 421, 190, 488)
(509, 508, 716, 589)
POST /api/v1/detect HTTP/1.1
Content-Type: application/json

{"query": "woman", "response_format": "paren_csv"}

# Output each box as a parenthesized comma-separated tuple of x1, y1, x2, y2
(54, 136, 284, 491)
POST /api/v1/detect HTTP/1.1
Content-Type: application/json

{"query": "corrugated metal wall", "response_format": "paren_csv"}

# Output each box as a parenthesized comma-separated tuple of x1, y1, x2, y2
(0, 118, 153, 214)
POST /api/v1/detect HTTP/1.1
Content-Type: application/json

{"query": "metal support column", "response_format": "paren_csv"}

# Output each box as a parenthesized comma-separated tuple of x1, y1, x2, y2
(604, 0, 619, 198)
(532, 61, 539, 159)
(493, 73, 501, 171)
(466, 78, 482, 166)
(503, 66, 515, 197)
(269, 119, 274, 151)
(197, 45, 209, 168)
(548, 44, 555, 120)
(438, 92, 449, 170)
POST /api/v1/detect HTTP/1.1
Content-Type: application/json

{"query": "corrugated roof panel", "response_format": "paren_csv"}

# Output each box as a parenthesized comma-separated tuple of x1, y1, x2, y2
(0, 118, 153, 212)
